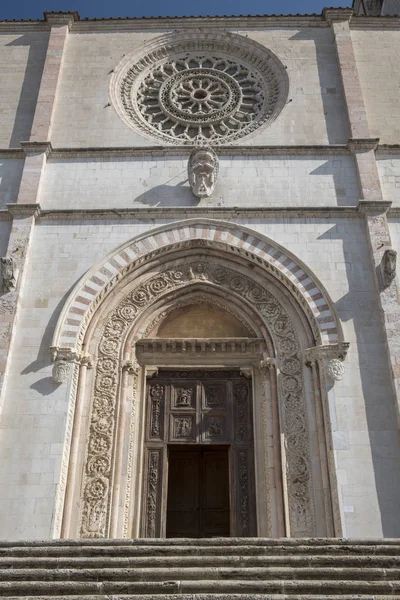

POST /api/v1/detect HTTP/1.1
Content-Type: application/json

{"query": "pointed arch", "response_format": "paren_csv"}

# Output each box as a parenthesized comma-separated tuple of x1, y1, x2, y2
(52, 219, 343, 353)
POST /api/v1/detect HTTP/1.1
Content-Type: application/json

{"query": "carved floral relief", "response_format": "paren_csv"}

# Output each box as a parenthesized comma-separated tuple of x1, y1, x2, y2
(79, 260, 315, 538)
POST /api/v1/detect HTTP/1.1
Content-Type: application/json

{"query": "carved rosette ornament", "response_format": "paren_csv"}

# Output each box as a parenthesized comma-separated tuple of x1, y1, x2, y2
(110, 33, 289, 145)
(304, 344, 349, 385)
(326, 359, 345, 382)
(188, 146, 218, 198)
(79, 259, 317, 538)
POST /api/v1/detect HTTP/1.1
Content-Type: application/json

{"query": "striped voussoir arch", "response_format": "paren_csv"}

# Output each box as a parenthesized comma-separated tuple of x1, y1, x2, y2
(55, 220, 340, 349)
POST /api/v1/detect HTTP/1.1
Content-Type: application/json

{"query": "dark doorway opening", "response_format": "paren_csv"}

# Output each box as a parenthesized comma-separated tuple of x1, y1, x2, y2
(166, 445, 230, 538)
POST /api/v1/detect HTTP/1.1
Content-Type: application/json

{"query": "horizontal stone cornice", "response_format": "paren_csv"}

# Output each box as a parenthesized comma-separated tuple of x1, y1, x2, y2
(358, 200, 392, 214)
(38, 206, 360, 221)
(20, 141, 53, 156)
(348, 138, 380, 153)
(2, 144, 400, 159)
(2, 14, 400, 33)
(323, 8, 354, 23)
(7, 203, 41, 218)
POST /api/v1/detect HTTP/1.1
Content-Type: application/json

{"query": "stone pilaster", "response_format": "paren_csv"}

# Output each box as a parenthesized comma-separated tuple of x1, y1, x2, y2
(0, 14, 76, 409)
(323, 9, 368, 139)
(358, 201, 400, 424)
(0, 203, 40, 406)
(326, 7, 400, 427)
(30, 12, 77, 142)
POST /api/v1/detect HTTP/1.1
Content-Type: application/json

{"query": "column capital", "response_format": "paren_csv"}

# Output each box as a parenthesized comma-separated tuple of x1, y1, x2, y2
(7, 203, 41, 219)
(323, 8, 354, 24)
(304, 343, 349, 383)
(20, 141, 52, 157)
(348, 138, 380, 153)
(357, 200, 392, 215)
(44, 11, 79, 28)
(304, 342, 349, 364)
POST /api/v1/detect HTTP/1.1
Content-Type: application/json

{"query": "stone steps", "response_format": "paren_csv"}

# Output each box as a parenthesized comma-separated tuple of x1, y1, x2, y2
(1, 555, 399, 568)
(0, 539, 399, 597)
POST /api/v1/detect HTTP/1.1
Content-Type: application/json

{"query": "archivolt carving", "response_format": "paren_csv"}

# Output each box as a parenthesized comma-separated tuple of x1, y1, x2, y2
(79, 260, 315, 538)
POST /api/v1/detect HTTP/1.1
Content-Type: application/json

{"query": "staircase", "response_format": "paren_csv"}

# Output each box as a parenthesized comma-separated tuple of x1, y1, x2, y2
(0, 538, 399, 598)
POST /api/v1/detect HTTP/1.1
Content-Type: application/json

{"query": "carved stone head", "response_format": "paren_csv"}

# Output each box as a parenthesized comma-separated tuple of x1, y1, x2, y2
(188, 146, 219, 198)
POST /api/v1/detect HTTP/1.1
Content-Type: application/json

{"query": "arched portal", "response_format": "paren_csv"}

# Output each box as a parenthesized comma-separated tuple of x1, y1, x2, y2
(53, 222, 348, 541)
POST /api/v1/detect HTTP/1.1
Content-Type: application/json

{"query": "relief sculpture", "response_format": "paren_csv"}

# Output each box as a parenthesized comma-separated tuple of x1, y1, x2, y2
(80, 260, 315, 538)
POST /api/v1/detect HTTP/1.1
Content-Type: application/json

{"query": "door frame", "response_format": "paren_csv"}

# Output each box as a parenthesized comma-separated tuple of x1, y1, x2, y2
(140, 367, 259, 538)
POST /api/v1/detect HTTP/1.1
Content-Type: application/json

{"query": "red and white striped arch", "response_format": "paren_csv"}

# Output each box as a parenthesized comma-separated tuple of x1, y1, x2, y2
(52, 219, 342, 350)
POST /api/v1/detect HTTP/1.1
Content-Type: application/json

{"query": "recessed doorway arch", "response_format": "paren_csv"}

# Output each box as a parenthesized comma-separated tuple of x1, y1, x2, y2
(53, 223, 347, 541)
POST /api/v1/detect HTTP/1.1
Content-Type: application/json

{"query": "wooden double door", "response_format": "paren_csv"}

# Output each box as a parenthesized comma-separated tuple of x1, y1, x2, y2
(142, 370, 256, 538)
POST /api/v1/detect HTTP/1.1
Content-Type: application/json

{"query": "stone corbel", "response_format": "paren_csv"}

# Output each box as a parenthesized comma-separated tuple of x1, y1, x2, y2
(50, 347, 91, 384)
(0, 256, 19, 292)
(239, 367, 253, 379)
(304, 343, 349, 383)
(259, 356, 278, 374)
(122, 360, 140, 375)
(146, 367, 159, 379)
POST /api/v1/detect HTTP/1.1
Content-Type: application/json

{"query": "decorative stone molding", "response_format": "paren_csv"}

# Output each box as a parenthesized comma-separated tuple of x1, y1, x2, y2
(44, 11, 79, 27)
(7, 203, 41, 219)
(20, 141, 53, 156)
(358, 200, 392, 215)
(52, 220, 343, 353)
(110, 31, 289, 145)
(78, 259, 317, 538)
(188, 147, 218, 198)
(50, 347, 91, 384)
(49, 145, 350, 159)
(347, 138, 380, 153)
(323, 8, 354, 23)
(0, 256, 19, 292)
(137, 338, 265, 356)
(304, 343, 349, 383)
(381, 248, 397, 288)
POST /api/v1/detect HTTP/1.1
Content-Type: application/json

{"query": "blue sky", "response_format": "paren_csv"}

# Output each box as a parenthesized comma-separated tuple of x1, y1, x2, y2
(0, 0, 351, 20)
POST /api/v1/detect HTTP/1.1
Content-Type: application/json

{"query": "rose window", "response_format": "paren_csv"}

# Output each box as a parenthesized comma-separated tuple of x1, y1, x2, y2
(111, 34, 289, 145)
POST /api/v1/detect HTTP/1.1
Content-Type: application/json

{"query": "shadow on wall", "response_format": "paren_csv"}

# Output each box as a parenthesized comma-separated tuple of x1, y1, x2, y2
(134, 180, 200, 207)
(5, 33, 48, 148)
(310, 160, 359, 207)
(290, 30, 348, 145)
(0, 160, 23, 209)
(318, 222, 400, 537)
(21, 283, 77, 396)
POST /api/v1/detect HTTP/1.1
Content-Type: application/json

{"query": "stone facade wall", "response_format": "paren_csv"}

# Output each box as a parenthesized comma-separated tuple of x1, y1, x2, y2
(1, 12, 400, 541)
(378, 156, 400, 203)
(40, 155, 360, 209)
(0, 159, 24, 208)
(0, 32, 48, 148)
(351, 28, 400, 143)
(50, 27, 348, 147)
(0, 217, 399, 538)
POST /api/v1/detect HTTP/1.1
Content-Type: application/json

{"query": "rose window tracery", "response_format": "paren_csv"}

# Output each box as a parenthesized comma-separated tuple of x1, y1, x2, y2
(111, 34, 289, 145)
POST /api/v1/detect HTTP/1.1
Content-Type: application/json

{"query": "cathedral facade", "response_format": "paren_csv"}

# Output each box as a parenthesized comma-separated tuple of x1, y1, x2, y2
(0, 6, 400, 544)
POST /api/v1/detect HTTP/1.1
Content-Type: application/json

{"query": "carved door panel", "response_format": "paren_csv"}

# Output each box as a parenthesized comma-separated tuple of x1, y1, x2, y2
(143, 370, 256, 537)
